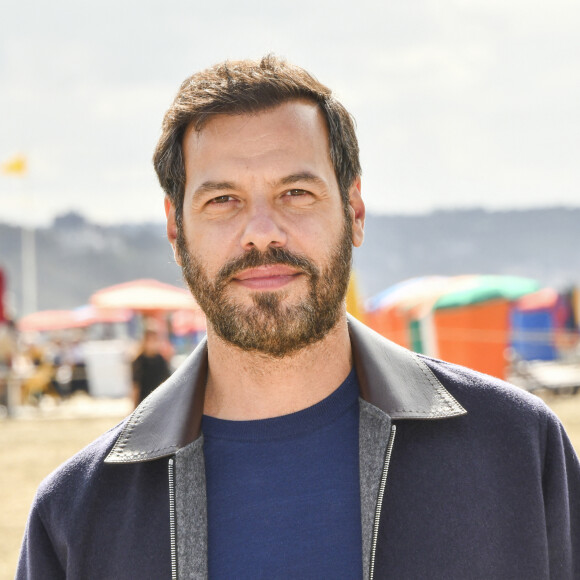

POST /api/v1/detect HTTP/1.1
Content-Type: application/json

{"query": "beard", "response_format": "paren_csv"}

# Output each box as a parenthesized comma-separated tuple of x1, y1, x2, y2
(176, 219, 353, 358)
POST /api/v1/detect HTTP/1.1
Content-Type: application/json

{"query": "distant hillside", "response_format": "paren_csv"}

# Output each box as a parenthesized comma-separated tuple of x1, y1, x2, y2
(0, 213, 181, 316)
(1, 208, 579, 316)
(357, 208, 580, 297)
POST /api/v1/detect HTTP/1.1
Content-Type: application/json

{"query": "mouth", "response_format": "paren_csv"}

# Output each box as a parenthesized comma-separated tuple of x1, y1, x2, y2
(232, 265, 303, 291)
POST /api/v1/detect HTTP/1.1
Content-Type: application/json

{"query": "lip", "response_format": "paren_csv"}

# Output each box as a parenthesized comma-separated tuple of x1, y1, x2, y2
(233, 265, 303, 290)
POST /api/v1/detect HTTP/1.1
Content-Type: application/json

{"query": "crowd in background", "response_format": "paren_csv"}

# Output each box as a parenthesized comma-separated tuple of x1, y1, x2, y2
(0, 316, 203, 416)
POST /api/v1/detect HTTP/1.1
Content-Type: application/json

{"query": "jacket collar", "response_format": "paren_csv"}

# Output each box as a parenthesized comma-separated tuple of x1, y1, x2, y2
(105, 315, 466, 464)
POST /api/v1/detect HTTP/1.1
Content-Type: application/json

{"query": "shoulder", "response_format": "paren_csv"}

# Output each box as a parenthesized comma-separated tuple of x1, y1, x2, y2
(34, 419, 128, 511)
(418, 354, 559, 435)
(411, 357, 580, 485)
(420, 354, 546, 408)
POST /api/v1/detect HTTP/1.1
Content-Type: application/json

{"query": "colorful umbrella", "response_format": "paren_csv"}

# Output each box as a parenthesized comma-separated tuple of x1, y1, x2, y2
(90, 279, 201, 312)
(18, 306, 131, 333)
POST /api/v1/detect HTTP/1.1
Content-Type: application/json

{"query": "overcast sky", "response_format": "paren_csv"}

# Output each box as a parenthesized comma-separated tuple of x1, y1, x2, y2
(1, 0, 578, 225)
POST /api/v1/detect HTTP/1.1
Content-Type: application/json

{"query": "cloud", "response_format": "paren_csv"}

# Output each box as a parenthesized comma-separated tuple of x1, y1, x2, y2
(1, 0, 578, 222)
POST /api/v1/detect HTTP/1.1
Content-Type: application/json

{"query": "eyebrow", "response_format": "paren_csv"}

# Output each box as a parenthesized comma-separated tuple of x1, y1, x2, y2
(193, 172, 327, 198)
(193, 181, 237, 198)
(277, 172, 327, 188)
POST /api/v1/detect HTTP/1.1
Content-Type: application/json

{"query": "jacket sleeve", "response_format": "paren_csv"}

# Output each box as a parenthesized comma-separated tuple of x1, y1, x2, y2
(16, 499, 65, 580)
(542, 410, 580, 579)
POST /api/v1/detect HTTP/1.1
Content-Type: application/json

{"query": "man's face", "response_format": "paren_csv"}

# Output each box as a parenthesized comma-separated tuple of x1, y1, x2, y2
(143, 332, 160, 356)
(167, 99, 364, 357)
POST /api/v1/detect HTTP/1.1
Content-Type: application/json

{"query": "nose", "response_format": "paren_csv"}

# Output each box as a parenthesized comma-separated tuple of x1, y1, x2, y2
(240, 202, 287, 252)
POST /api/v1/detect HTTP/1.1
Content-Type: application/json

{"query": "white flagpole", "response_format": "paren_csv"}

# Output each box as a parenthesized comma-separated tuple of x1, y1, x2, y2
(19, 176, 37, 316)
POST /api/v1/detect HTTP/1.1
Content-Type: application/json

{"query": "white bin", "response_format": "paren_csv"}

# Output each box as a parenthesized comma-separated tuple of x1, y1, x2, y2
(83, 340, 132, 398)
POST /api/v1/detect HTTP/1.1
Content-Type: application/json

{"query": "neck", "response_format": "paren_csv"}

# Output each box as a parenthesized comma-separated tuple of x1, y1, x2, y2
(203, 313, 353, 420)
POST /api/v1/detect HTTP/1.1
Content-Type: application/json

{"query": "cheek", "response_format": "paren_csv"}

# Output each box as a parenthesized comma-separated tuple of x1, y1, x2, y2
(287, 210, 337, 241)
(184, 232, 232, 279)
(188, 214, 236, 249)
(299, 215, 344, 253)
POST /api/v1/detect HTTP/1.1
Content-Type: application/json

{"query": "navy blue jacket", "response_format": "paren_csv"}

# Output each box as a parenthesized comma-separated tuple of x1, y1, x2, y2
(17, 318, 580, 579)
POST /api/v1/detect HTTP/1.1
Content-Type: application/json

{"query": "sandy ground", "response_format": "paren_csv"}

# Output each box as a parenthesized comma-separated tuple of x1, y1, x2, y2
(1, 391, 579, 579)
(0, 394, 132, 580)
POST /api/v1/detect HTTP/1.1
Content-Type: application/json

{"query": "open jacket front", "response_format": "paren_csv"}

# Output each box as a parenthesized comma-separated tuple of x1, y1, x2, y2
(18, 317, 580, 579)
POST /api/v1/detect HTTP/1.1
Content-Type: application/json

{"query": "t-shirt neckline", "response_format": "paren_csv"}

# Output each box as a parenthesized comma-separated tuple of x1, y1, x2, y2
(201, 367, 359, 442)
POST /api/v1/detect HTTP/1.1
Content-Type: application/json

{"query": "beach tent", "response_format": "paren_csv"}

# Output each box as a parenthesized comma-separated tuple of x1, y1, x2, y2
(431, 276, 540, 378)
(510, 288, 560, 361)
(510, 288, 578, 361)
(365, 277, 450, 349)
(365, 276, 481, 351)
(367, 275, 540, 379)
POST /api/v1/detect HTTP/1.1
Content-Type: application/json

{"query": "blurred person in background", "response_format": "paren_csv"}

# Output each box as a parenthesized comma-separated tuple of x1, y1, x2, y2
(47, 338, 72, 399)
(18, 56, 580, 579)
(131, 327, 170, 408)
(19, 340, 54, 404)
(68, 334, 89, 395)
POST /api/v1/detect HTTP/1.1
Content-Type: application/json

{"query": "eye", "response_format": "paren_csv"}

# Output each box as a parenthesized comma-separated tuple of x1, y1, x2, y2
(285, 189, 309, 197)
(209, 195, 235, 204)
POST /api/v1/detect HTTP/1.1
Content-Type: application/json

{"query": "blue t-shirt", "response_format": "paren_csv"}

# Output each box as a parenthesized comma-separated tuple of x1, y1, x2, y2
(202, 368, 362, 579)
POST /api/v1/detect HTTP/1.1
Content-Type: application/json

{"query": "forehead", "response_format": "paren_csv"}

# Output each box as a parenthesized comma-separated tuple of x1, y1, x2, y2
(182, 100, 333, 178)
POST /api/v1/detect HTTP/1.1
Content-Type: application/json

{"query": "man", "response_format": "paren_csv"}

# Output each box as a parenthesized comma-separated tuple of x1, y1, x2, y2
(131, 326, 171, 408)
(18, 56, 580, 579)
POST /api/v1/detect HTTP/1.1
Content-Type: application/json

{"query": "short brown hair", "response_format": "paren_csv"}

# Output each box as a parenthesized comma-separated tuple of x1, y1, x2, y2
(153, 55, 361, 227)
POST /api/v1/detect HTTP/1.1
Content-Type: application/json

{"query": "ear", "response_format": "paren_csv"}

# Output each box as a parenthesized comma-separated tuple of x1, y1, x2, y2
(164, 197, 182, 266)
(348, 177, 365, 247)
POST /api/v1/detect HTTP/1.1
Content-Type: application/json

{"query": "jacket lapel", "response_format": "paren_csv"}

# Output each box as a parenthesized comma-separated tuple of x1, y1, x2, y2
(348, 316, 466, 420)
(106, 315, 465, 464)
(105, 341, 208, 463)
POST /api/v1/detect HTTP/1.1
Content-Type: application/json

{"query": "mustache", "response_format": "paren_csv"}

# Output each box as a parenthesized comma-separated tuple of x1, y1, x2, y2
(216, 247, 319, 287)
